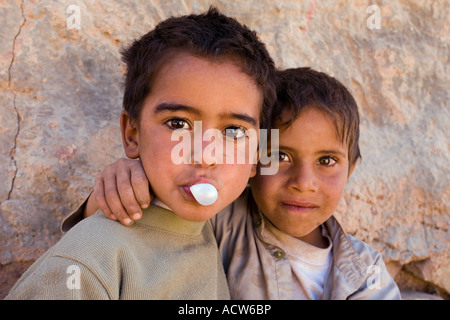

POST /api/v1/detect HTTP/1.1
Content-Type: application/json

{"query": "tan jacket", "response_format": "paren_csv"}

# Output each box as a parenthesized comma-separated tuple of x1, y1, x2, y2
(6, 205, 230, 300)
(211, 188, 402, 300)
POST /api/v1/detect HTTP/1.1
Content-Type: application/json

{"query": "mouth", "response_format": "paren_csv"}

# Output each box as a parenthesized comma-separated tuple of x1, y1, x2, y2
(183, 186, 196, 201)
(281, 200, 319, 213)
(181, 177, 218, 203)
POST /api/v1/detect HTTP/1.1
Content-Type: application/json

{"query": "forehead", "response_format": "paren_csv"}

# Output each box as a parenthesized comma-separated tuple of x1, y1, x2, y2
(146, 53, 263, 120)
(279, 105, 340, 134)
(276, 107, 348, 152)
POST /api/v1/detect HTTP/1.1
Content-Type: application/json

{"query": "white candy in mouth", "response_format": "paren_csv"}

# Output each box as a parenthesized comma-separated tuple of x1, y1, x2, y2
(190, 183, 218, 206)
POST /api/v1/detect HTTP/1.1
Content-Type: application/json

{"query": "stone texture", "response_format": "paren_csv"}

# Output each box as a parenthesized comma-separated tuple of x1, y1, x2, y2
(0, 0, 448, 299)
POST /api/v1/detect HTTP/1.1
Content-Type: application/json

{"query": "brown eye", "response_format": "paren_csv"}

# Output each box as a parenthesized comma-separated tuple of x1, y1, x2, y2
(269, 152, 289, 162)
(167, 118, 190, 130)
(318, 156, 336, 166)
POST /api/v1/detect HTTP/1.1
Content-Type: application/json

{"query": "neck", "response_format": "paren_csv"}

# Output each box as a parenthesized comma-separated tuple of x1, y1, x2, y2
(298, 227, 329, 248)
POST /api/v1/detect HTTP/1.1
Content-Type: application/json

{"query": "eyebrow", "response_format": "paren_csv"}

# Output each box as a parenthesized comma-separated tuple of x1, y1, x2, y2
(154, 103, 257, 126)
(154, 103, 201, 115)
(221, 112, 257, 126)
(315, 149, 347, 158)
(276, 145, 347, 158)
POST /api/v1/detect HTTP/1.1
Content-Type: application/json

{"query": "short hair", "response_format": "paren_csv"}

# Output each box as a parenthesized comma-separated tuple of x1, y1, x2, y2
(274, 67, 361, 166)
(121, 7, 276, 128)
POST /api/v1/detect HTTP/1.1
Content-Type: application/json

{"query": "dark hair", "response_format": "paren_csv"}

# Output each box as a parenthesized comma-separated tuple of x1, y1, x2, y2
(121, 7, 276, 128)
(274, 67, 361, 166)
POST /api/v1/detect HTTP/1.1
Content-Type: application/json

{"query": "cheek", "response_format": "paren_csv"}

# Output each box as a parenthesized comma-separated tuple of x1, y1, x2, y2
(139, 134, 176, 168)
(321, 173, 348, 204)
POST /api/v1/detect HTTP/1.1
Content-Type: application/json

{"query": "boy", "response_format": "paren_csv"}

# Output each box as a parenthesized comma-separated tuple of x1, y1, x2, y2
(68, 68, 401, 299)
(5, 8, 277, 299)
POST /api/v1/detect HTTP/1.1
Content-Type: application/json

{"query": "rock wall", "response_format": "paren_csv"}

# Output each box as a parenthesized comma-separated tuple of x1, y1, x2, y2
(0, 0, 448, 299)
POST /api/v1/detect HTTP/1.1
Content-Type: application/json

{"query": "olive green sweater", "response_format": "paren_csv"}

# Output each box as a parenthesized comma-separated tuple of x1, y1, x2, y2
(6, 205, 230, 300)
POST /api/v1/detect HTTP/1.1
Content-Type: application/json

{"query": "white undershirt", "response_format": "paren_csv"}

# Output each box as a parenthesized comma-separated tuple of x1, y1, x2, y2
(263, 219, 333, 300)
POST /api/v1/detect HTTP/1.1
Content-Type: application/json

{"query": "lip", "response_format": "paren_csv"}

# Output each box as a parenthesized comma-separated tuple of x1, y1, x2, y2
(185, 177, 217, 189)
(280, 200, 319, 212)
(181, 177, 218, 203)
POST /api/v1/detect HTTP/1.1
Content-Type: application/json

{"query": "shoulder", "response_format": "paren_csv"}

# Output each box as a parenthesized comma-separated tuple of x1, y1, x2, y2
(5, 213, 122, 299)
(49, 211, 137, 281)
(325, 216, 382, 266)
(345, 234, 402, 299)
(56, 211, 130, 255)
(346, 233, 383, 263)
(325, 217, 401, 299)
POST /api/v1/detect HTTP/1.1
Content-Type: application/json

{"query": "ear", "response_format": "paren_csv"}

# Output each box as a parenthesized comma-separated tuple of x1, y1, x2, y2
(347, 161, 357, 181)
(249, 163, 258, 178)
(120, 111, 140, 159)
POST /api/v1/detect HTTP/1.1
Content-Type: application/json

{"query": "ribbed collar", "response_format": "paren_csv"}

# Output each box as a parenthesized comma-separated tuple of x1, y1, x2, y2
(136, 200, 206, 236)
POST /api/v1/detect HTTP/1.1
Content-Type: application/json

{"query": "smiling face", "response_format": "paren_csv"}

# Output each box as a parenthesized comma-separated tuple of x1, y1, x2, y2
(250, 107, 356, 247)
(121, 53, 262, 222)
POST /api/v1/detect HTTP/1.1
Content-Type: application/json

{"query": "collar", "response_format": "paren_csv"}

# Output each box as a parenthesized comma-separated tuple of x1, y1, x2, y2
(324, 216, 369, 275)
(322, 216, 370, 298)
(136, 201, 206, 236)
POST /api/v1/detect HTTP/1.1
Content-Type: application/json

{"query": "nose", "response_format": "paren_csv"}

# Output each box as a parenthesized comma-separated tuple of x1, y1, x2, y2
(286, 162, 318, 193)
(191, 122, 219, 168)
(192, 155, 216, 168)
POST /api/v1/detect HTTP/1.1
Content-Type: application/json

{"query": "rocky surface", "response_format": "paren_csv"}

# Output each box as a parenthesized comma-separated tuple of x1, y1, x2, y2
(0, 0, 448, 299)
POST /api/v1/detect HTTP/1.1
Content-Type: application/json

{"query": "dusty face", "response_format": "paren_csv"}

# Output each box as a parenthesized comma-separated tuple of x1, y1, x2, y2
(122, 54, 262, 222)
(250, 107, 355, 246)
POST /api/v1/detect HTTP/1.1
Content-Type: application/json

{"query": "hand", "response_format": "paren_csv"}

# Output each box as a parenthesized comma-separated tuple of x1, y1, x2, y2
(86, 158, 151, 225)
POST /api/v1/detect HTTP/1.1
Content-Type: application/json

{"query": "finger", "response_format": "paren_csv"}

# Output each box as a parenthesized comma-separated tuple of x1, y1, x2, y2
(93, 174, 116, 220)
(103, 170, 134, 226)
(116, 166, 143, 220)
(130, 161, 151, 209)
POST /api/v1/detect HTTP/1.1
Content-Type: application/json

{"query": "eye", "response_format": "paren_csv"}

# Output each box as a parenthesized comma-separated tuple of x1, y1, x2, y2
(268, 151, 290, 162)
(224, 126, 247, 140)
(318, 156, 337, 166)
(166, 118, 190, 130)
(279, 152, 290, 162)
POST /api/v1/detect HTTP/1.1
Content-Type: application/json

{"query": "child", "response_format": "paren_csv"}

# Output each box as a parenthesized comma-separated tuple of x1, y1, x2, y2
(5, 7, 277, 300)
(67, 67, 401, 299)
(215, 68, 401, 299)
